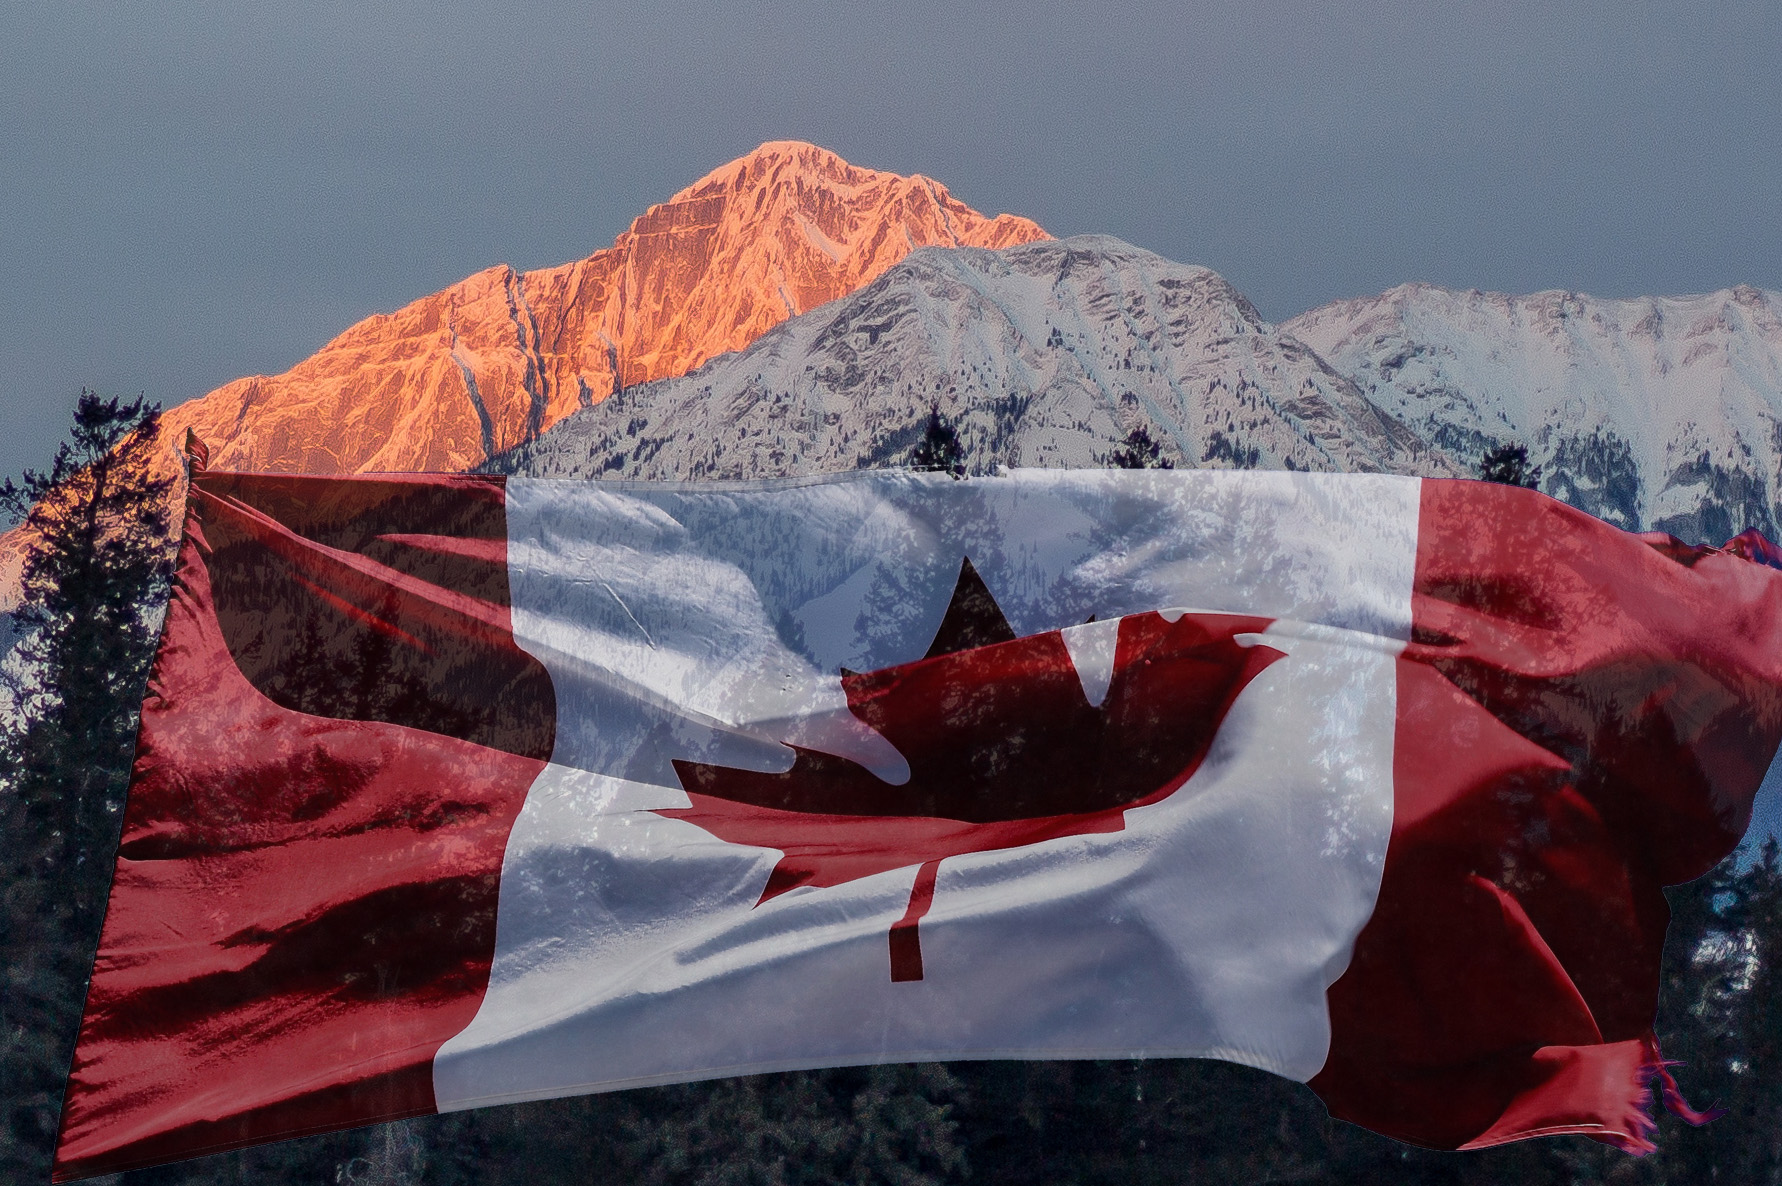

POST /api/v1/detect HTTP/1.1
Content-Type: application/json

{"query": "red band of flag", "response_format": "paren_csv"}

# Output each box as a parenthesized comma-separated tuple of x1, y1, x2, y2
(53, 474, 553, 1179)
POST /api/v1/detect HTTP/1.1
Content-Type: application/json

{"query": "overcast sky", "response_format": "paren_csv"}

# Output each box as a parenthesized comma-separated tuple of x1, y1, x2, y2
(2, 0, 1779, 480)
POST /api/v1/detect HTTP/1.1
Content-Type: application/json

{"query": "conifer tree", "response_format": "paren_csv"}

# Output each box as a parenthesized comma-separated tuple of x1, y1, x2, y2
(1107, 425, 1174, 470)
(0, 391, 176, 1181)
(1479, 442, 1541, 489)
(910, 404, 964, 478)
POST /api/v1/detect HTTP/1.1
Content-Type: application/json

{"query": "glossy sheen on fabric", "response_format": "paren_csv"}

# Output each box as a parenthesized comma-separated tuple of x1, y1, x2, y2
(52, 474, 553, 1181)
(431, 470, 1415, 1110)
(1311, 480, 1782, 1150)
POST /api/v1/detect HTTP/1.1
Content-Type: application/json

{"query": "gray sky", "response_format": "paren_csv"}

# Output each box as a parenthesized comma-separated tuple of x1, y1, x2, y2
(3, 0, 1779, 481)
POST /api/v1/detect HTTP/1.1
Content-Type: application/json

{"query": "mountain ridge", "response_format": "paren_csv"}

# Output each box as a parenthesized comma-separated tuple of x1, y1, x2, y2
(494, 235, 1445, 483)
(1285, 281, 1782, 539)
(8, 146, 1782, 619)
(157, 141, 1049, 476)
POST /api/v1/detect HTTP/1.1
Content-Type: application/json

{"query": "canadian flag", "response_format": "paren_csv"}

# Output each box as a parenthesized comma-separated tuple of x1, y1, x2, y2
(51, 468, 1782, 1179)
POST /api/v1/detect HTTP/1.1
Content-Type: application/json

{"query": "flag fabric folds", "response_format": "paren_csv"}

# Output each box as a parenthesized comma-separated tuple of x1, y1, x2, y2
(51, 468, 1782, 1179)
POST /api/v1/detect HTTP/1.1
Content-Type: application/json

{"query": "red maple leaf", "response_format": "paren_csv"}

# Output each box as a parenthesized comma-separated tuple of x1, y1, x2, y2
(663, 559, 1283, 981)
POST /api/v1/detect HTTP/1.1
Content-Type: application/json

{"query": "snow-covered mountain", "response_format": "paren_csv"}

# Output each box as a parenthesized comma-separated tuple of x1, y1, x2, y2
(45, 137, 1782, 545)
(12, 143, 1782, 626)
(1285, 284, 1782, 540)
(495, 236, 1442, 482)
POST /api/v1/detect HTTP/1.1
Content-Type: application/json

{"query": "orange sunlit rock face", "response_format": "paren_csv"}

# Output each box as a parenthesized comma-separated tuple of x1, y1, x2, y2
(163, 141, 1049, 474)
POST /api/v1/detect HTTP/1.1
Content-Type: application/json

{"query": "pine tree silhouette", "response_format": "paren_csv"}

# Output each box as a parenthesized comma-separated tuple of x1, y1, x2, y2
(1108, 425, 1174, 469)
(1479, 443, 1540, 489)
(910, 403, 964, 478)
(0, 392, 175, 1181)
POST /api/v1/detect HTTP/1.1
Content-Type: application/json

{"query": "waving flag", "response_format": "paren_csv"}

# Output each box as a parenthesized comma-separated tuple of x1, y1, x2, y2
(52, 467, 1782, 1179)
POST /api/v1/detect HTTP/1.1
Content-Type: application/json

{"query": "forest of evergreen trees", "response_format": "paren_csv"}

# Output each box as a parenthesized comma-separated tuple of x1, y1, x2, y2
(4, 399, 1782, 1184)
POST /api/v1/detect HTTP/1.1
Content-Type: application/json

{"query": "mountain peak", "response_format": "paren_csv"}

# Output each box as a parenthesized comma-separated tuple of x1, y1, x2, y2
(162, 144, 1049, 475)
(676, 141, 976, 206)
(677, 140, 882, 196)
